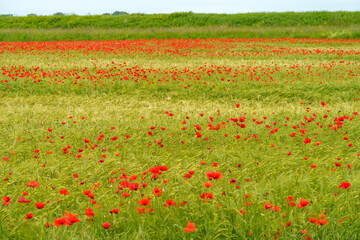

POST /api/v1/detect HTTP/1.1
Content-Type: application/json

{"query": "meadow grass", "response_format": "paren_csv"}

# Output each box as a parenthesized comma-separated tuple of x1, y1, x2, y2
(0, 25, 359, 42)
(0, 12, 359, 41)
(0, 38, 359, 239)
(1, 12, 359, 29)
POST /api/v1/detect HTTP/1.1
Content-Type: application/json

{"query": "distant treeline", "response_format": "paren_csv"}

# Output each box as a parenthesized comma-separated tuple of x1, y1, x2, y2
(0, 11, 359, 29)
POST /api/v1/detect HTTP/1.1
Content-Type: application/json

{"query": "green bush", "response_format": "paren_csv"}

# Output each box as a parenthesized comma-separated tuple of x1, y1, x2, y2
(0, 11, 359, 29)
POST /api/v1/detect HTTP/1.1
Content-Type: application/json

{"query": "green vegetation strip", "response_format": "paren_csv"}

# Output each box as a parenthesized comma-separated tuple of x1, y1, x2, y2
(0, 12, 359, 41)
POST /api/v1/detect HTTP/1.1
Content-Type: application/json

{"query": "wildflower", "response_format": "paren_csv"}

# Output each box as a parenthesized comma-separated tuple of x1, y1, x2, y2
(164, 199, 176, 207)
(137, 207, 146, 214)
(122, 192, 130, 198)
(59, 189, 69, 195)
(200, 192, 214, 202)
(138, 198, 151, 206)
(26, 181, 40, 188)
(184, 221, 197, 232)
(317, 219, 328, 225)
(206, 171, 223, 180)
(152, 187, 163, 197)
(64, 211, 81, 226)
(85, 208, 94, 219)
(339, 182, 351, 189)
(2, 196, 11, 206)
(264, 202, 272, 210)
(35, 202, 45, 209)
(102, 222, 111, 229)
(54, 217, 68, 227)
(297, 199, 310, 208)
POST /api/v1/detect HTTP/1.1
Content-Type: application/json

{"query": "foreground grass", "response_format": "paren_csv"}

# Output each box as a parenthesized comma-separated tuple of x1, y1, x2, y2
(0, 38, 359, 239)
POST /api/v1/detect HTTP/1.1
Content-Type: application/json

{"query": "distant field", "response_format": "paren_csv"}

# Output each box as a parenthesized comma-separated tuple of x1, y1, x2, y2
(0, 38, 359, 239)
(1, 26, 360, 42)
(0, 11, 359, 41)
(1, 12, 359, 28)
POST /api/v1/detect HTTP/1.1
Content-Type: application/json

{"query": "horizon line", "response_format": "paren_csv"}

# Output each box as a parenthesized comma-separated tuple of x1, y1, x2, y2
(2, 10, 359, 17)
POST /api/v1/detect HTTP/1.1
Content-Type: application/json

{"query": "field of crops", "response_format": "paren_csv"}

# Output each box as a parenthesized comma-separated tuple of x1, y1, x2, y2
(0, 38, 359, 239)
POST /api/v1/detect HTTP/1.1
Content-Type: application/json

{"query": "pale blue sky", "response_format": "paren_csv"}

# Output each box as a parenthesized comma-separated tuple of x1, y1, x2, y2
(1, 0, 359, 16)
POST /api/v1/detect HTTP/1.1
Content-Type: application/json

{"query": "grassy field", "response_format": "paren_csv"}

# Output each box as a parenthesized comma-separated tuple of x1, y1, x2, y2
(0, 38, 359, 239)
(1, 26, 360, 42)
(2, 12, 359, 28)
(0, 11, 359, 41)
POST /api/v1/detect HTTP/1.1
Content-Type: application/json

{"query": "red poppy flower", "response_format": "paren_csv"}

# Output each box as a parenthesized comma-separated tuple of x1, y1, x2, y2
(200, 192, 214, 201)
(339, 182, 351, 189)
(164, 199, 176, 207)
(54, 217, 68, 227)
(85, 208, 94, 219)
(102, 222, 111, 229)
(298, 199, 310, 208)
(271, 205, 281, 212)
(122, 192, 130, 198)
(316, 219, 328, 225)
(35, 202, 45, 209)
(129, 183, 140, 191)
(264, 203, 272, 210)
(26, 181, 40, 188)
(138, 198, 151, 206)
(18, 197, 30, 204)
(64, 211, 81, 226)
(152, 187, 163, 197)
(206, 171, 223, 180)
(2, 196, 11, 206)
(184, 221, 197, 232)
(137, 207, 146, 214)
(59, 189, 69, 195)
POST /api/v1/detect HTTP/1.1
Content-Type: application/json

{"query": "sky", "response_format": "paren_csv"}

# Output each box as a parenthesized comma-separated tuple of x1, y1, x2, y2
(1, 0, 359, 16)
